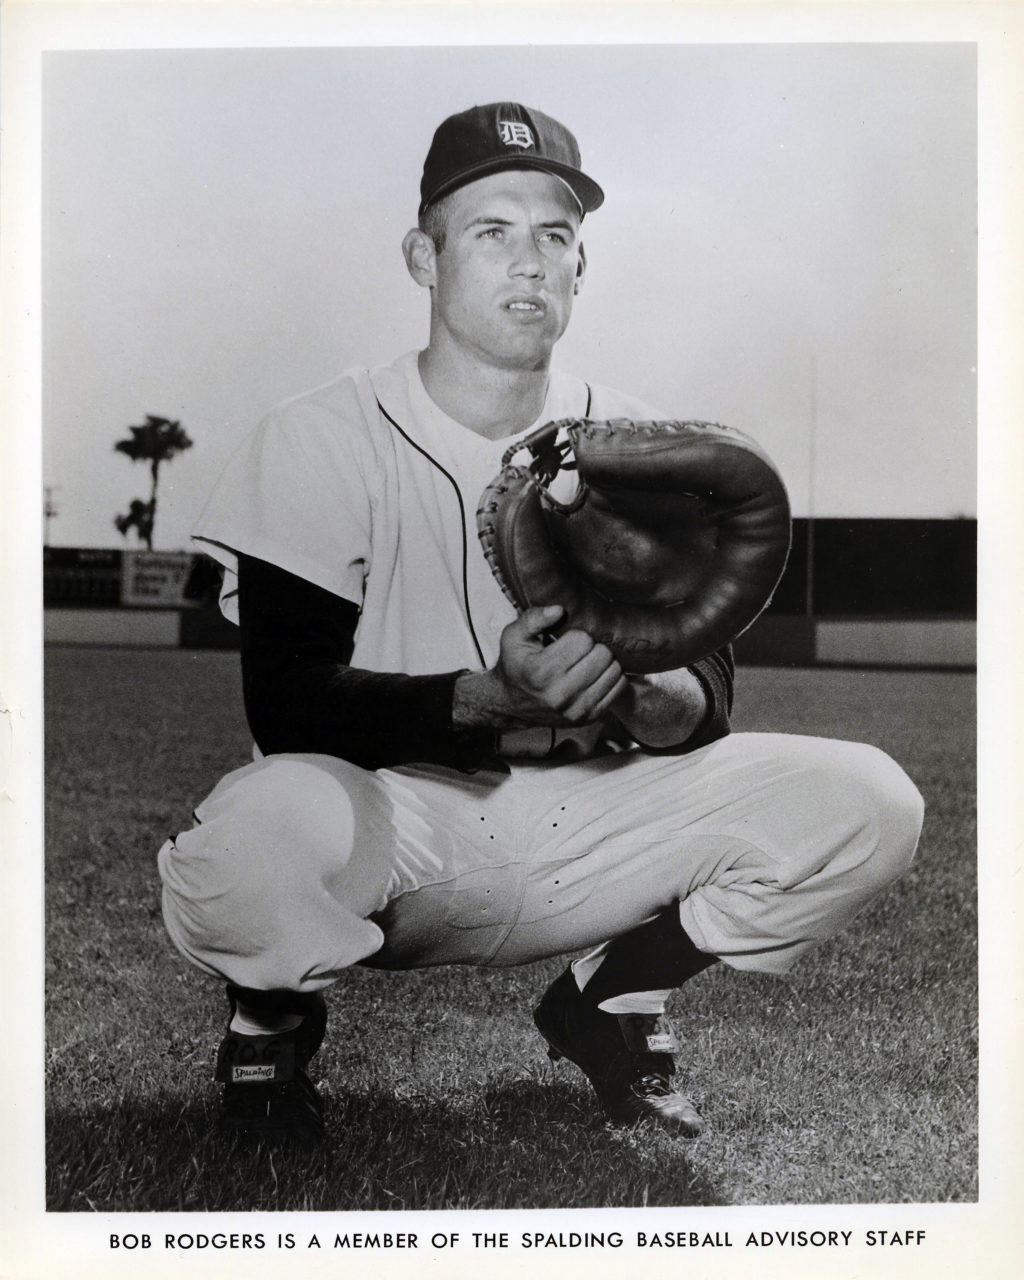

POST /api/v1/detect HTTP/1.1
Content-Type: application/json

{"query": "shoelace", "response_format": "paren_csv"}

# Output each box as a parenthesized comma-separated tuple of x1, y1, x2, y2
(632, 1074, 673, 1098)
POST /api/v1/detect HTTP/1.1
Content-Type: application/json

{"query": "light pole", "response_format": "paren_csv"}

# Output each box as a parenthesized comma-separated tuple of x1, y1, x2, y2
(806, 354, 817, 625)
(43, 485, 60, 547)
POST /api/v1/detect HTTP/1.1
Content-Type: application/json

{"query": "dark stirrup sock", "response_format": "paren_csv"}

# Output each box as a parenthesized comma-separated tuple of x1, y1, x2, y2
(578, 904, 718, 1008)
(225, 984, 324, 1019)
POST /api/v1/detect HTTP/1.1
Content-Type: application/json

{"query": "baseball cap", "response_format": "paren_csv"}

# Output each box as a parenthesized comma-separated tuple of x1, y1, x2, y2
(418, 102, 604, 217)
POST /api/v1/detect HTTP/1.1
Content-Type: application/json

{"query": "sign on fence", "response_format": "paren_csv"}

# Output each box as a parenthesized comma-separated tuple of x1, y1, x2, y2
(120, 551, 195, 607)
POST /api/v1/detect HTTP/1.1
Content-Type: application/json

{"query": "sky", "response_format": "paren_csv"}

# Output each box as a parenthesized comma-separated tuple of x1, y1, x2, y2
(42, 41, 977, 550)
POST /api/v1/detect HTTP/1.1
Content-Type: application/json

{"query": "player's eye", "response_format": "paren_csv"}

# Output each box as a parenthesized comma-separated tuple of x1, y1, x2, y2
(540, 231, 569, 246)
(478, 226, 505, 240)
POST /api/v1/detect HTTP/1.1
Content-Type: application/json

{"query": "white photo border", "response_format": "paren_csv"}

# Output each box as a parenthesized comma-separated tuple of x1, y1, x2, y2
(2, 2, 1021, 1277)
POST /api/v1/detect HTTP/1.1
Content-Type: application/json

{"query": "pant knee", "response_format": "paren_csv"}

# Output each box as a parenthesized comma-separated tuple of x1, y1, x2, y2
(158, 757, 386, 985)
(196, 759, 356, 887)
(752, 740, 923, 895)
(677, 738, 924, 974)
(841, 744, 924, 888)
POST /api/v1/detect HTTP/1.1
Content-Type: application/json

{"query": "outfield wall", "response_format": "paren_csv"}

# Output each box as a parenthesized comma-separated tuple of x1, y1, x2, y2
(44, 519, 977, 669)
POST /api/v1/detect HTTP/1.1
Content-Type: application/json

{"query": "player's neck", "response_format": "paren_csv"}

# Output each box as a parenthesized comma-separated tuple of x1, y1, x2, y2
(417, 346, 550, 441)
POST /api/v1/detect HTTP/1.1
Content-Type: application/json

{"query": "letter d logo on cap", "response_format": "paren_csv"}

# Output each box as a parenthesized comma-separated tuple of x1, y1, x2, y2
(498, 120, 534, 149)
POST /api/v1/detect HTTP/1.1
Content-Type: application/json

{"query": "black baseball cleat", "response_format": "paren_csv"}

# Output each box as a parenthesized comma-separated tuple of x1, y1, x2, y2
(214, 990, 328, 1147)
(533, 966, 705, 1136)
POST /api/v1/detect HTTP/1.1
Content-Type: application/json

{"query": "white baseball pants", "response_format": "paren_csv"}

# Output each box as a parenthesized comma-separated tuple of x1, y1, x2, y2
(157, 733, 923, 992)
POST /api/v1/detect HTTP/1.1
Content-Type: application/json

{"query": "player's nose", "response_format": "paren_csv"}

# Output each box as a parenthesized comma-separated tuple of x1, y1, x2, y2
(508, 237, 545, 278)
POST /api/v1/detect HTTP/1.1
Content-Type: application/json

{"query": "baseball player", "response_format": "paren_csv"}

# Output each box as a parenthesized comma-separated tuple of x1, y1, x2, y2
(158, 102, 924, 1146)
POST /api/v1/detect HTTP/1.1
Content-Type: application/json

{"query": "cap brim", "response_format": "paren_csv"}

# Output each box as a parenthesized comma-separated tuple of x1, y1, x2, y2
(419, 155, 604, 217)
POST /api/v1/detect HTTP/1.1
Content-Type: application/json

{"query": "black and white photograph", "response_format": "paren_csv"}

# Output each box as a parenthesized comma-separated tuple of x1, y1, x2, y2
(2, 1, 1022, 1276)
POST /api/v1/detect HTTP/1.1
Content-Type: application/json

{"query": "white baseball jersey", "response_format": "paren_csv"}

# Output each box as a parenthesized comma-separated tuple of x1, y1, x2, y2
(193, 349, 664, 758)
(194, 351, 665, 667)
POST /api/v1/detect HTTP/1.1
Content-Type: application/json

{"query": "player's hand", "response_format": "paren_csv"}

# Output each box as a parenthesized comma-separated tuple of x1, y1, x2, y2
(454, 606, 628, 730)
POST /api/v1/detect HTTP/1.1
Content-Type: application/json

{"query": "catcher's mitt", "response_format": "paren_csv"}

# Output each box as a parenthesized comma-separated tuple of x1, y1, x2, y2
(477, 417, 791, 673)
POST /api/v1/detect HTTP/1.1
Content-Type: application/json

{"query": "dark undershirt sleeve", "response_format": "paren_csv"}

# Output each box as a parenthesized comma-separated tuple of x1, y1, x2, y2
(682, 644, 734, 749)
(236, 553, 733, 770)
(237, 554, 496, 771)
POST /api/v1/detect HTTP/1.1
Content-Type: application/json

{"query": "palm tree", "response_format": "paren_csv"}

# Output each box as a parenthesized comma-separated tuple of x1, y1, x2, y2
(113, 498, 155, 548)
(113, 415, 193, 550)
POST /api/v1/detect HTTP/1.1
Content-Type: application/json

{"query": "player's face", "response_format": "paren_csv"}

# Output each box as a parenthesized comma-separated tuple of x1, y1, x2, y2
(428, 170, 585, 372)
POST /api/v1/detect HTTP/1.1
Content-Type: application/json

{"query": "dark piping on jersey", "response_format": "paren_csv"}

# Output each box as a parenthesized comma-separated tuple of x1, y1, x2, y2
(375, 386, 594, 673)
(376, 399, 488, 669)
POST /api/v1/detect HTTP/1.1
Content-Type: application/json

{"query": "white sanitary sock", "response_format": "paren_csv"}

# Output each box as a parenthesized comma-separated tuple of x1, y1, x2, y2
(229, 1006, 304, 1036)
(571, 948, 671, 1015)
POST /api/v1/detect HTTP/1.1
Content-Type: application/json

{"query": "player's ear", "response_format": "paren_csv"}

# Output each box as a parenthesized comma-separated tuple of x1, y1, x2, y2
(574, 241, 587, 296)
(403, 228, 436, 289)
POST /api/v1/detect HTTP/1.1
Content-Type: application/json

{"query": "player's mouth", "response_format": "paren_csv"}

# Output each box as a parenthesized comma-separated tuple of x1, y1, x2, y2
(505, 296, 546, 317)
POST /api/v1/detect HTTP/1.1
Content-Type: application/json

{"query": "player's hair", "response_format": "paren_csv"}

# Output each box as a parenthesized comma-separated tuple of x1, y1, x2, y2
(418, 196, 452, 254)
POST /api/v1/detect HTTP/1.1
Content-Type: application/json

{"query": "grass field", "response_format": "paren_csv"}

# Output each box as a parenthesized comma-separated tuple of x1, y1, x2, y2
(44, 647, 976, 1211)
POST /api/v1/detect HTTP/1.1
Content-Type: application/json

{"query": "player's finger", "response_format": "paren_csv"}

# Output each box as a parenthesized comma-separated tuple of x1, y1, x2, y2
(587, 670, 630, 721)
(537, 627, 595, 672)
(561, 661, 627, 722)
(513, 605, 564, 642)
(547, 647, 622, 712)
(564, 640, 615, 678)
(548, 642, 613, 696)
(548, 639, 617, 695)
